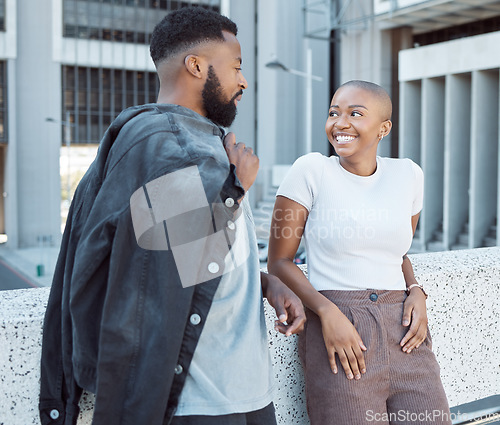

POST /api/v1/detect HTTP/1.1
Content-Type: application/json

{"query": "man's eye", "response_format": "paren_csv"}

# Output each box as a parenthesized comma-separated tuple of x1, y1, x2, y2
(236, 67, 242, 71)
(352, 111, 362, 117)
(329, 111, 339, 117)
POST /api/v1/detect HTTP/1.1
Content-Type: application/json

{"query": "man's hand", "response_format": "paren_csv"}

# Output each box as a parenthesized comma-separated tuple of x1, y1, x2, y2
(400, 288, 428, 353)
(223, 132, 259, 192)
(261, 272, 306, 336)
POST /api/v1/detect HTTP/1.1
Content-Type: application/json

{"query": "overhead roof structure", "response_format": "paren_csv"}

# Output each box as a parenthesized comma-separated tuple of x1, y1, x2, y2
(376, 0, 500, 34)
(303, 0, 500, 39)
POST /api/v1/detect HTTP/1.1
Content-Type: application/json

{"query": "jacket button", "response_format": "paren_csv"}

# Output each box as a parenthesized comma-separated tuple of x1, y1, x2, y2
(369, 293, 378, 302)
(174, 364, 183, 375)
(49, 409, 60, 420)
(190, 314, 201, 325)
(208, 262, 219, 274)
(225, 198, 235, 208)
(227, 220, 235, 230)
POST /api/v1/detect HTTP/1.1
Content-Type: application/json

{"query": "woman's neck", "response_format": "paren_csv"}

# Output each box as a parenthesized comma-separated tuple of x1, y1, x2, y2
(339, 157, 377, 176)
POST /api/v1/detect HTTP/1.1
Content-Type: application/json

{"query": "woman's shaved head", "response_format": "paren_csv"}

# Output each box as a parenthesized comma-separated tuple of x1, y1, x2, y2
(337, 80, 392, 121)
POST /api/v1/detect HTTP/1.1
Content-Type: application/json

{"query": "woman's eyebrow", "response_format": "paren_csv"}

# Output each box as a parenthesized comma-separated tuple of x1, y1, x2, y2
(330, 104, 368, 110)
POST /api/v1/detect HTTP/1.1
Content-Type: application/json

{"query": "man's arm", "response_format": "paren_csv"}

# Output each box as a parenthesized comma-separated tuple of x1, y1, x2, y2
(261, 271, 306, 337)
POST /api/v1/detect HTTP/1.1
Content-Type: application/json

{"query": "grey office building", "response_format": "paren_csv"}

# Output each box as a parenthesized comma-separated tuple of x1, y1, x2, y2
(2, 0, 500, 252)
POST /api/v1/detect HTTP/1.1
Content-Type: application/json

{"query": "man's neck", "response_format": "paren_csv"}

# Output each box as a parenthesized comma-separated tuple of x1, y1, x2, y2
(156, 87, 205, 118)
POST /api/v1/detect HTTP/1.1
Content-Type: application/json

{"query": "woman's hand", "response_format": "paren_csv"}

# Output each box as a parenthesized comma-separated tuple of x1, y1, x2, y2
(319, 305, 367, 380)
(400, 287, 428, 353)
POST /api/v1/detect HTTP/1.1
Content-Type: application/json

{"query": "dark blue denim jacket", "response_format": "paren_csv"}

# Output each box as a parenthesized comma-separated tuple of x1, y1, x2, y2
(39, 104, 245, 425)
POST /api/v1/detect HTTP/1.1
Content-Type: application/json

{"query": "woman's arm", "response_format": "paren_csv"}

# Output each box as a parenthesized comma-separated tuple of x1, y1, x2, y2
(268, 196, 366, 380)
(400, 212, 428, 353)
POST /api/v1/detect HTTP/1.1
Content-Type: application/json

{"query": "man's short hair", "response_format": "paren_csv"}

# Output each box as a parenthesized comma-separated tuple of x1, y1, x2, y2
(150, 7, 238, 65)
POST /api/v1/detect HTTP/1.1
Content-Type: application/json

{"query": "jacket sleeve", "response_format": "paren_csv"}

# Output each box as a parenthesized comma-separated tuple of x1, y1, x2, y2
(39, 201, 83, 425)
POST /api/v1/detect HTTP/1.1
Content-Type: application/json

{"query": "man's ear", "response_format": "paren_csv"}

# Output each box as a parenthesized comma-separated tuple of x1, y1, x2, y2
(379, 120, 392, 139)
(184, 55, 203, 79)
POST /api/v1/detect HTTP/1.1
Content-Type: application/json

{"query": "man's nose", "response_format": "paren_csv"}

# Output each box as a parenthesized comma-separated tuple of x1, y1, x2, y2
(239, 73, 248, 90)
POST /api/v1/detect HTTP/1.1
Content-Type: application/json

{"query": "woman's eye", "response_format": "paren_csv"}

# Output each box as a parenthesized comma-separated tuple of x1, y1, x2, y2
(329, 111, 339, 117)
(352, 111, 362, 117)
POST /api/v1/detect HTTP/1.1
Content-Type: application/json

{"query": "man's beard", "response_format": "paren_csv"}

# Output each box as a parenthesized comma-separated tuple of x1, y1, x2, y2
(202, 66, 242, 127)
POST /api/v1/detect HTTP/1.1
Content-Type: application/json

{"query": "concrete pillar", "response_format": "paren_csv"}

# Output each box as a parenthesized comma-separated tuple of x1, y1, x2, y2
(399, 80, 424, 250)
(228, 0, 256, 151)
(498, 71, 500, 247)
(387, 26, 413, 158)
(15, 0, 61, 248)
(421, 77, 445, 248)
(254, 0, 281, 200)
(4, 58, 18, 247)
(470, 70, 499, 248)
(399, 80, 422, 162)
(443, 73, 471, 250)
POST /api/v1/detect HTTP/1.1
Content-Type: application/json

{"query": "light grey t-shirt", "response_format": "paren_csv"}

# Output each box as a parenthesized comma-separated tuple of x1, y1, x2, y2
(175, 197, 275, 416)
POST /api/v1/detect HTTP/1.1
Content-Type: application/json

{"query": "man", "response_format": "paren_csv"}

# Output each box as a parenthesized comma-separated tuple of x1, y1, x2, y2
(39, 7, 305, 425)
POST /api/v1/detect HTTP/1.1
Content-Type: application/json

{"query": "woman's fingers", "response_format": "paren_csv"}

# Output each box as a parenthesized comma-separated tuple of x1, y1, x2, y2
(402, 323, 427, 353)
(327, 344, 366, 380)
(327, 347, 338, 374)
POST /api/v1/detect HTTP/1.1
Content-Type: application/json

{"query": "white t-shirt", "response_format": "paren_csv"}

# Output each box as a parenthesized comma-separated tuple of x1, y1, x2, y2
(276, 153, 423, 291)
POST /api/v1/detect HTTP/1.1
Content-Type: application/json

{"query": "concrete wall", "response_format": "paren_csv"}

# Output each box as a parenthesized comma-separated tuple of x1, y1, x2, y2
(399, 31, 500, 251)
(1, 248, 499, 424)
(399, 31, 500, 81)
(15, 0, 62, 249)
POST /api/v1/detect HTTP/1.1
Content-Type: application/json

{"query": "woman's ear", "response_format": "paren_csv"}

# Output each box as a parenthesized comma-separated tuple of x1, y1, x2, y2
(184, 55, 203, 79)
(379, 120, 393, 139)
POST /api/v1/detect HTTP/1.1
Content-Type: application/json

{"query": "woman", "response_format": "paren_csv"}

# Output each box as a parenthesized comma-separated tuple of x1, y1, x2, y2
(268, 80, 452, 424)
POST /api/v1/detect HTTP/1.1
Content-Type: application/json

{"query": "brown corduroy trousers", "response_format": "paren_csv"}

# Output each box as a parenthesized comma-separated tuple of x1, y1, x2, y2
(299, 290, 452, 425)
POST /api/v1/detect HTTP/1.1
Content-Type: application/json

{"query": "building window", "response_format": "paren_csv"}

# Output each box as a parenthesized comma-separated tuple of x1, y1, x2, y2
(63, 0, 221, 44)
(414, 15, 500, 47)
(0, 61, 7, 143)
(0, 0, 5, 31)
(62, 65, 159, 144)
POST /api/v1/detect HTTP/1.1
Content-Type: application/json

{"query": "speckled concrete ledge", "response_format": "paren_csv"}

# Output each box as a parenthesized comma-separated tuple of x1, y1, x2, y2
(1, 247, 499, 424)
(409, 248, 500, 407)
